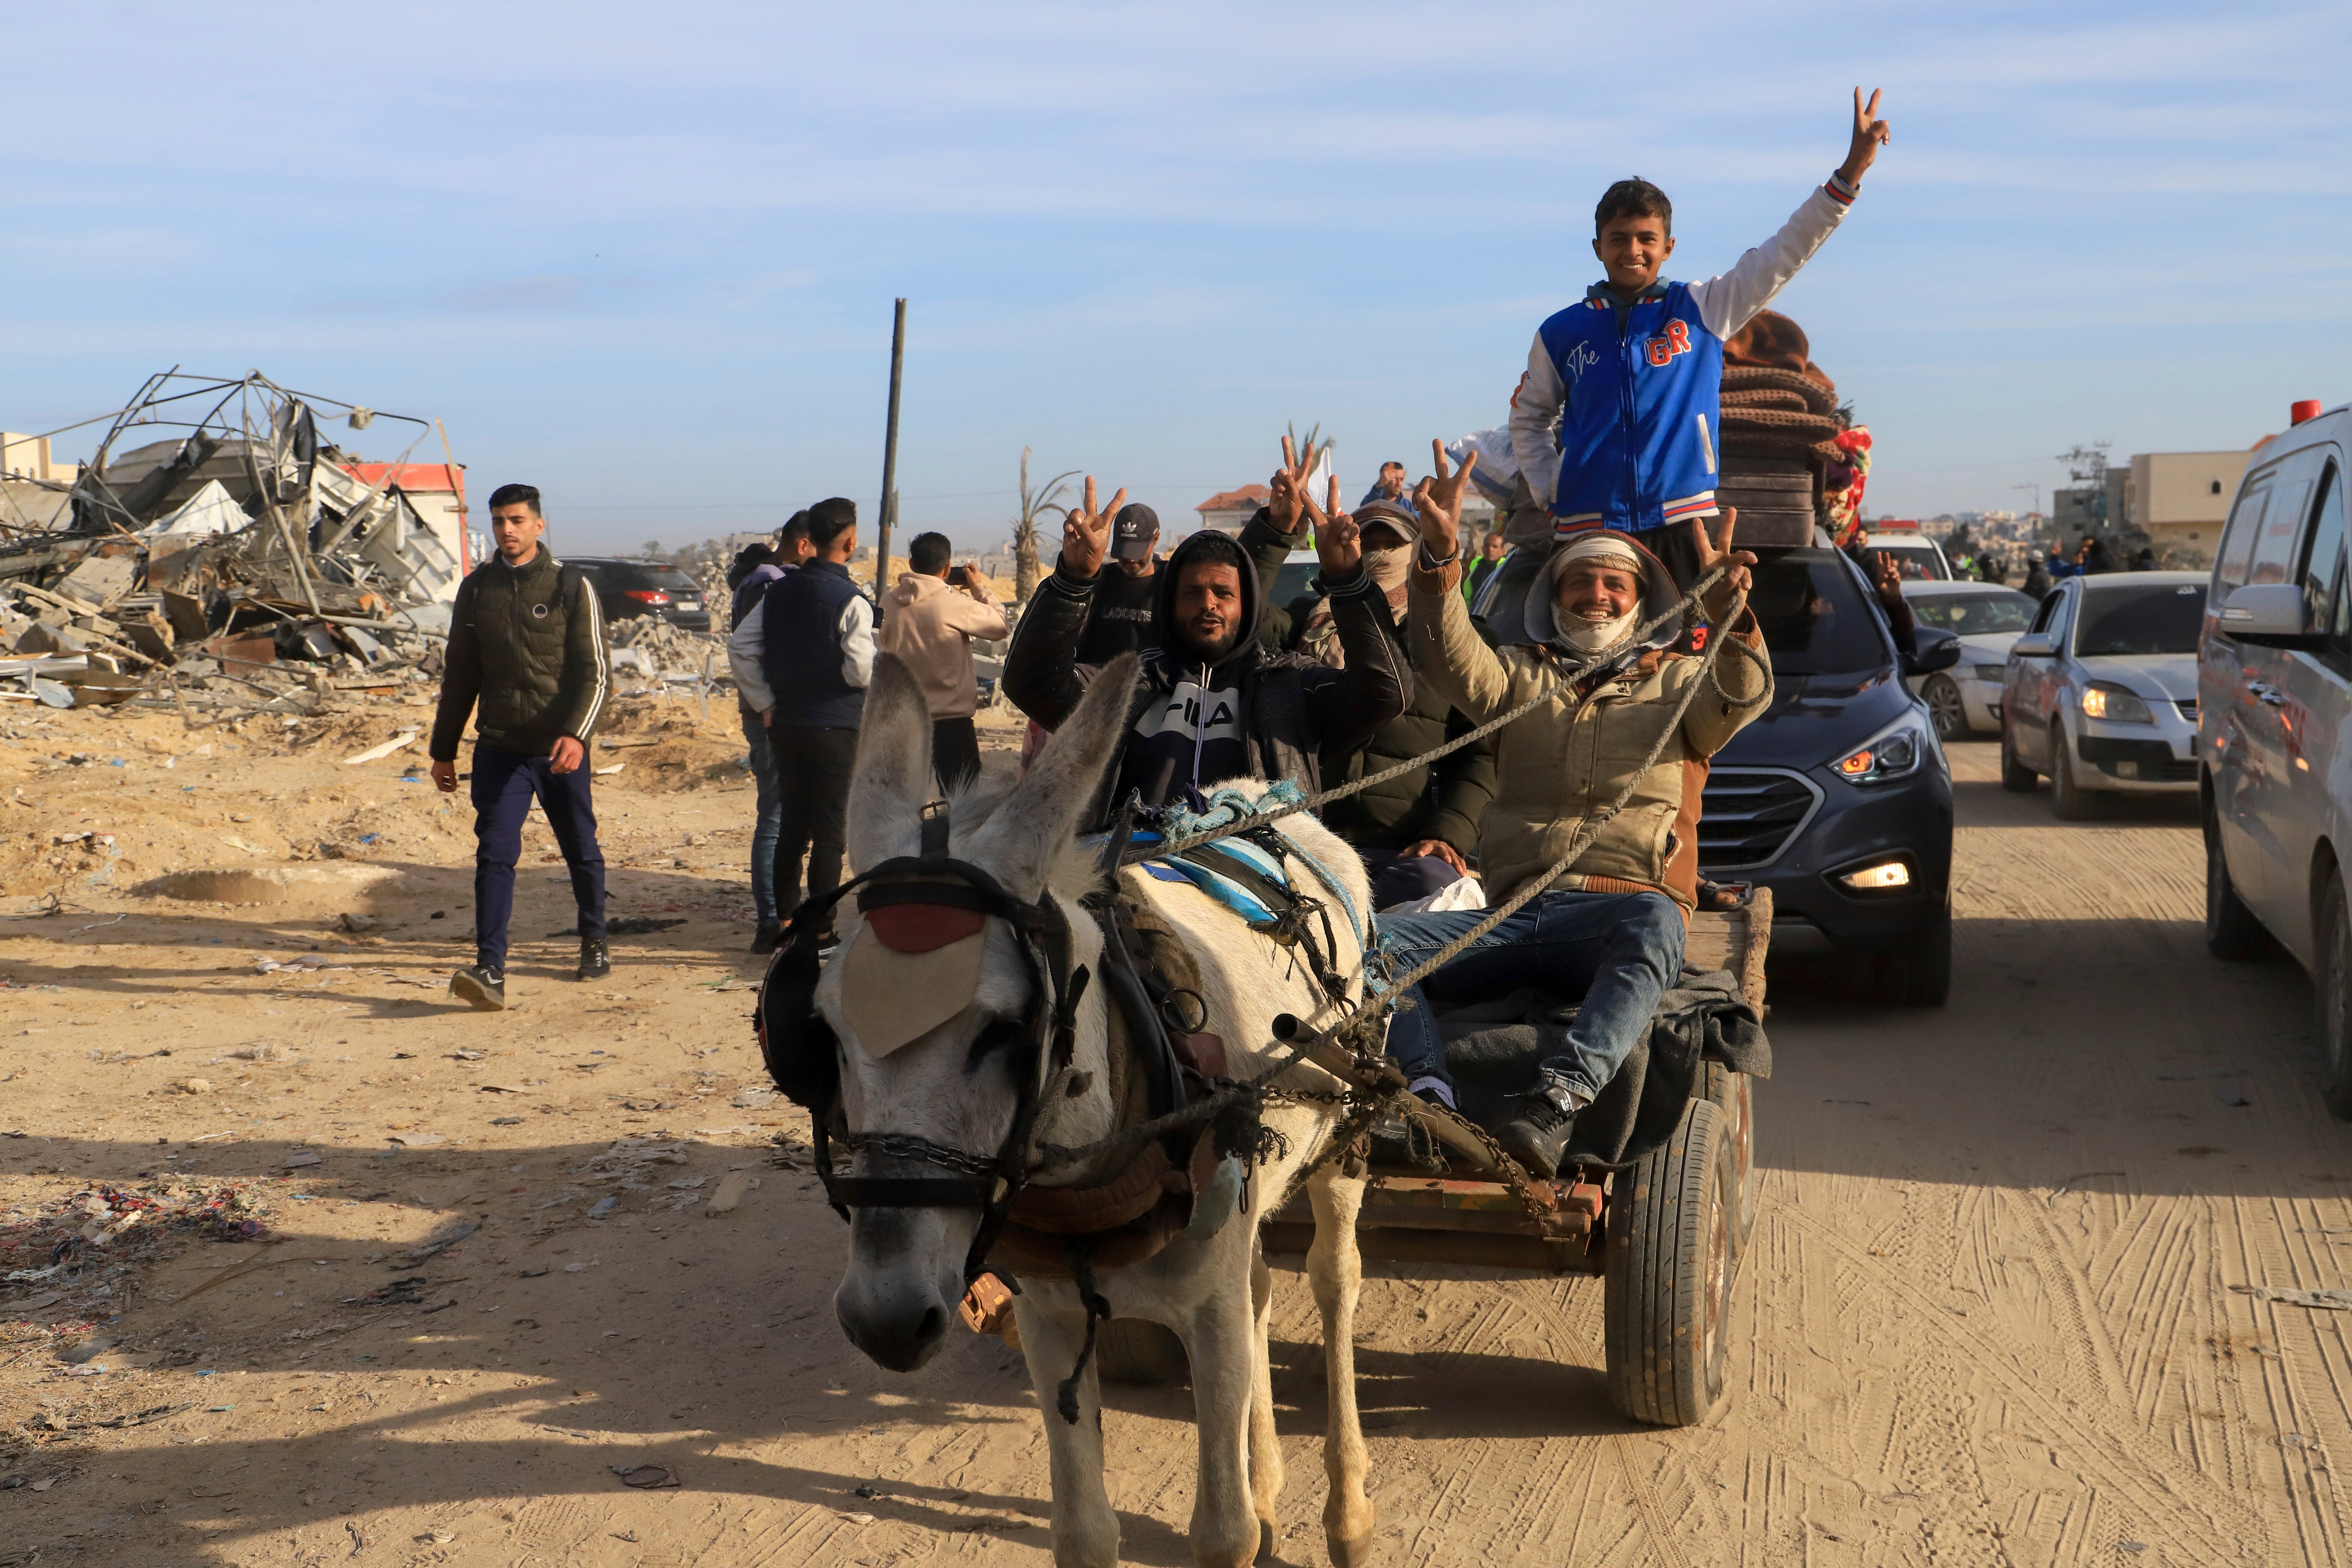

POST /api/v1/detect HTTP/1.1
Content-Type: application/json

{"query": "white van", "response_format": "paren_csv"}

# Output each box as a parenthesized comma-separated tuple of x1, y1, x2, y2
(2200, 401, 2352, 1113)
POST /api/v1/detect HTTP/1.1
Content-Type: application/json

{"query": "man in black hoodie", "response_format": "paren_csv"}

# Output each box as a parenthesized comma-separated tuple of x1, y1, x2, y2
(1004, 454, 1409, 826)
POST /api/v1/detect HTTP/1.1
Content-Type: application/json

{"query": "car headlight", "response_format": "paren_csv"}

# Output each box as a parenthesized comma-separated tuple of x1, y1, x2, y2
(1974, 664, 2007, 683)
(1831, 712, 1929, 786)
(2080, 681, 2154, 723)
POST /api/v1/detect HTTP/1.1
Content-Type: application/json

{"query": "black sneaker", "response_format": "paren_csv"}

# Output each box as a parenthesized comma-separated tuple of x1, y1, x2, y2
(450, 966, 506, 1011)
(577, 937, 611, 982)
(1497, 1092, 1577, 1179)
(750, 923, 781, 956)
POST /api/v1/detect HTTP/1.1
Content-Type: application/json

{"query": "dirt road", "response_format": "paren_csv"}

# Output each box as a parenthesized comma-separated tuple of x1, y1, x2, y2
(4, 724, 2349, 1567)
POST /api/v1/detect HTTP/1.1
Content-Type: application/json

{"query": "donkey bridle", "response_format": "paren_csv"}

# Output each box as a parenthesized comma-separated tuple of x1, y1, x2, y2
(792, 804, 1090, 1286)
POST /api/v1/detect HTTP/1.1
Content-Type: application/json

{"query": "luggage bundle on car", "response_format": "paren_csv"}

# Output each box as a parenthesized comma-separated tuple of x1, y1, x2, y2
(1714, 310, 1848, 548)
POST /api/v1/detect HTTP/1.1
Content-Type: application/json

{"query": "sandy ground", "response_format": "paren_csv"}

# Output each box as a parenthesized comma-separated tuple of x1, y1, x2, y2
(3, 715, 2348, 1568)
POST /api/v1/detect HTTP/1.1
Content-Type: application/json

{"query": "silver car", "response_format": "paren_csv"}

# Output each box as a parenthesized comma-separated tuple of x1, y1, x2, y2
(1900, 580, 2036, 738)
(1998, 572, 2207, 818)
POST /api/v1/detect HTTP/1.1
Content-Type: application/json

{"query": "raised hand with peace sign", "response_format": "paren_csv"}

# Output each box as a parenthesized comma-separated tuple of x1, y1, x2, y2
(1838, 87, 1892, 187)
(1298, 472, 1363, 581)
(1265, 433, 1323, 539)
(1057, 475, 1128, 581)
(1407, 438, 1480, 585)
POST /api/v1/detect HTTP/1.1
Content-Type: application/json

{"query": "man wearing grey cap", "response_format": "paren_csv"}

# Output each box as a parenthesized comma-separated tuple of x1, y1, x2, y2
(1073, 502, 1162, 665)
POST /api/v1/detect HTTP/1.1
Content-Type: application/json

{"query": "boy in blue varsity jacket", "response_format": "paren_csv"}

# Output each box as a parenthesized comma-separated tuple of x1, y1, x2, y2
(1508, 89, 1893, 583)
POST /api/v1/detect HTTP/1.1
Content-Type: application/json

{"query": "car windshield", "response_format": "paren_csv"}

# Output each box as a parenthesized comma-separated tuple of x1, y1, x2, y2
(646, 569, 701, 594)
(1908, 588, 2034, 635)
(1746, 551, 1891, 676)
(1272, 558, 1319, 606)
(1870, 541, 1948, 580)
(2073, 582, 2208, 656)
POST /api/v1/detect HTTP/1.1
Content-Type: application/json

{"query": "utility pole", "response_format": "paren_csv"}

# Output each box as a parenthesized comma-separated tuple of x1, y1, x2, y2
(874, 298, 907, 607)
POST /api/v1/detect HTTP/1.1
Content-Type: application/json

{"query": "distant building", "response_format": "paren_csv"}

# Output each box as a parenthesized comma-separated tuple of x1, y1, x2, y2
(0, 433, 77, 485)
(2052, 469, 2130, 535)
(1196, 485, 1271, 533)
(2127, 450, 2252, 553)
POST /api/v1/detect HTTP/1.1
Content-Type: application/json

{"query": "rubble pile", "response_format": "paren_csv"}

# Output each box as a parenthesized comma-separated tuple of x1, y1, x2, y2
(606, 615, 724, 682)
(0, 371, 466, 717)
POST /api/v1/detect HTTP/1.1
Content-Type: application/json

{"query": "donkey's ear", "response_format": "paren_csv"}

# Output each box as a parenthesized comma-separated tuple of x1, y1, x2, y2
(977, 652, 1139, 896)
(845, 654, 934, 873)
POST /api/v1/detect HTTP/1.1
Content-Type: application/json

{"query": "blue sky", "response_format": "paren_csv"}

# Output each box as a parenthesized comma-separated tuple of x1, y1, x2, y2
(6, 2, 2348, 552)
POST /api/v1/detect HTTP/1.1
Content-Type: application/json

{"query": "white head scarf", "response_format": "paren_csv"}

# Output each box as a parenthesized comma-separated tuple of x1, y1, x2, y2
(1545, 531, 1645, 658)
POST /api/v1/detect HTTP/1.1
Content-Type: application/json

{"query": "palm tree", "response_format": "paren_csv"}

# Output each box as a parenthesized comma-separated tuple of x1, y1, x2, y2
(1012, 447, 1079, 602)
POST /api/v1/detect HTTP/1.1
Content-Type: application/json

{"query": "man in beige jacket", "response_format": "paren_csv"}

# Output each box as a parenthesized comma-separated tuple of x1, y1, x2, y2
(877, 531, 1012, 792)
(1375, 442, 1772, 1176)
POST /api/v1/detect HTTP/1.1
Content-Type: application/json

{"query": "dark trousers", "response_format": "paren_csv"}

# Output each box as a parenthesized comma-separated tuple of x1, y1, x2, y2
(741, 707, 785, 926)
(1629, 519, 1704, 593)
(932, 717, 980, 795)
(773, 723, 858, 930)
(471, 740, 607, 974)
(1378, 889, 1685, 1103)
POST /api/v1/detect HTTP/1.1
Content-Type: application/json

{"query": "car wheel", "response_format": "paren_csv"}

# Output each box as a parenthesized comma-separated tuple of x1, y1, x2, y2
(1922, 677, 1969, 741)
(2049, 724, 2097, 821)
(2203, 814, 2268, 961)
(2318, 877, 2352, 1119)
(1874, 914, 1952, 1006)
(1999, 721, 2038, 792)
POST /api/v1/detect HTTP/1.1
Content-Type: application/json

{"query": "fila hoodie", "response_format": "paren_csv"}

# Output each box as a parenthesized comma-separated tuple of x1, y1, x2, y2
(1508, 173, 1859, 537)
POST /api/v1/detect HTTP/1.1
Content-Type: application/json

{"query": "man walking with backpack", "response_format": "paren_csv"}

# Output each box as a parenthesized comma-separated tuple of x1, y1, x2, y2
(430, 484, 614, 1009)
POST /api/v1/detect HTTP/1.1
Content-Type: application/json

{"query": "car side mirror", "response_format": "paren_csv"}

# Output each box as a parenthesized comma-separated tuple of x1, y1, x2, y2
(2219, 582, 2327, 649)
(1907, 627, 1962, 674)
(2010, 632, 2056, 658)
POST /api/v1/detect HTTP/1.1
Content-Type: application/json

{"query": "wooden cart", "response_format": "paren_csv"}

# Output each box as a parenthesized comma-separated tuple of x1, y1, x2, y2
(1098, 891, 1770, 1430)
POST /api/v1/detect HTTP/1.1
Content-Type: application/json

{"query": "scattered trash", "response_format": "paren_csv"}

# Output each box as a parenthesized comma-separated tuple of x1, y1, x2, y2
(730, 1087, 777, 1108)
(587, 1197, 619, 1219)
(283, 1152, 322, 1169)
(2217, 1091, 2252, 1107)
(564, 1261, 593, 1272)
(519, 1267, 550, 1278)
(343, 730, 421, 767)
(450, 1047, 485, 1061)
(59, 1336, 114, 1364)
(837, 1511, 876, 1524)
(490, 1115, 525, 1126)
(854, 1483, 879, 1498)
(2233, 1285, 2352, 1311)
(704, 1171, 759, 1217)
(390, 1221, 479, 1267)
(481, 1084, 530, 1095)
(592, 763, 625, 776)
(338, 911, 377, 932)
(345, 1277, 430, 1307)
(611, 1464, 681, 1490)
(415, 1530, 458, 1545)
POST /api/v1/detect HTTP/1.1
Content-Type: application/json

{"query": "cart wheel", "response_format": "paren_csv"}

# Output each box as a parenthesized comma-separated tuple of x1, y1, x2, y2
(1093, 1318, 1188, 1385)
(1604, 1098, 1735, 1427)
(1703, 1062, 1756, 1253)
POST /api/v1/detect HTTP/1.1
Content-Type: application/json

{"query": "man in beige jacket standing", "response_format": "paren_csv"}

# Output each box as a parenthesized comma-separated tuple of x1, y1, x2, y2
(877, 531, 1012, 792)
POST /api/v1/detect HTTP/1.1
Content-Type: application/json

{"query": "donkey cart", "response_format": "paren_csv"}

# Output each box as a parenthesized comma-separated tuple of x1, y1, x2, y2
(1095, 890, 1770, 1431)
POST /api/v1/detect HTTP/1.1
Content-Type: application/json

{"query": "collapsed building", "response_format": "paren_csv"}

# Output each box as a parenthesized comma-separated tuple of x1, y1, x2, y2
(0, 371, 472, 711)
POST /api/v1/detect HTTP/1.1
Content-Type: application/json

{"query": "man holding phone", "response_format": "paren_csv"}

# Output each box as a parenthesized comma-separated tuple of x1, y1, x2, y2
(876, 530, 1011, 792)
(429, 484, 612, 1010)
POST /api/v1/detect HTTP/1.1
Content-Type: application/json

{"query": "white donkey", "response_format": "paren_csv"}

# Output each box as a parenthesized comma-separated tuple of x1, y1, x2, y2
(814, 652, 1378, 1568)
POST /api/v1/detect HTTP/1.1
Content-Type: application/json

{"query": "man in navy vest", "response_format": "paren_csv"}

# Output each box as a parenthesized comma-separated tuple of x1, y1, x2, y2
(726, 497, 874, 941)
(729, 511, 811, 954)
(1508, 88, 1892, 586)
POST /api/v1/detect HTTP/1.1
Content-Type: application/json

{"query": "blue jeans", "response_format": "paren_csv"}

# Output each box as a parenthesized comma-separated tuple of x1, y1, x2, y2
(741, 707, 784, 926)
(1377, 889, 1685, 1105)
(470, 741, 607, 974)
